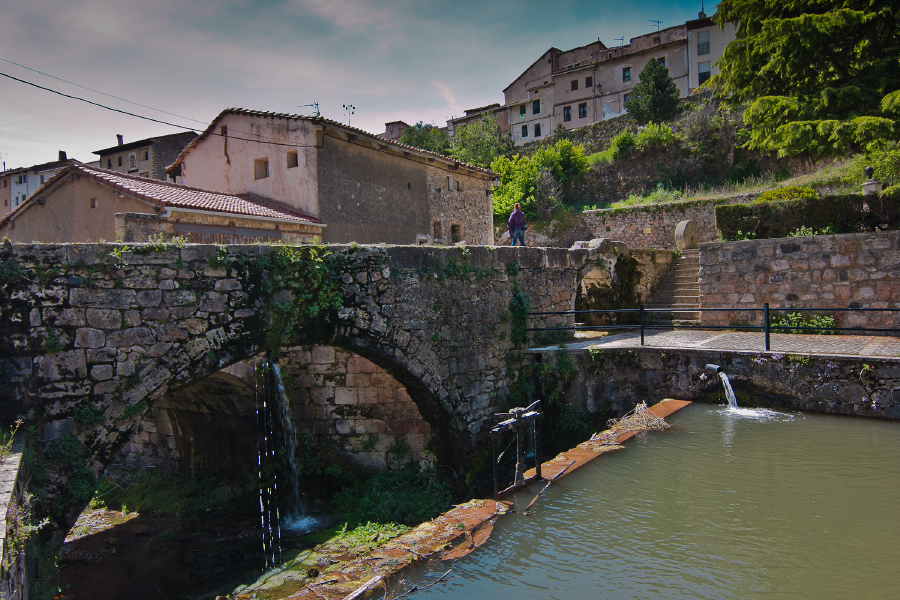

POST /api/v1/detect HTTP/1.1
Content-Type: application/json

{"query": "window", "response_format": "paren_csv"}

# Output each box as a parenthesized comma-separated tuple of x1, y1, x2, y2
(40, 175, 45, 184)
(433, 221, 442, 242)
(697, 31, 710, 56)
(451, 224, 462, 243)
(254, 157, 269, 180)
(1, 179, 5, 188)
(532, 99, 540, 114)
(656, 57, 666, 67)
(456, 180, 461, 191)
(534, 123, 541, 137)
(447, 175, 452, 191)
(521, 124, 528, 138)
(141, 149, 149, 161)
(579, 103, 587, 118)
(653, 36, 660, 44)
(408, 182, 411, 189)
(90, 198, 97, 209)
(571, 79, 578, 91)
(118, 156, 122, 167)
(563, 106, 572, 122)
(520, 104, 527, 117)
(287, 150, 298, 168)
(623, 67, 631, 82)
(624, 93, 631, 103)
(585, 76, 593, 88)
(698, 61, 712, 84)
(107, 159, 112, 168)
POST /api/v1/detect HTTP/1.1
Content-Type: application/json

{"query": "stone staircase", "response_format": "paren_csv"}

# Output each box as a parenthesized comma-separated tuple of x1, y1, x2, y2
(645, 249, 701, 322)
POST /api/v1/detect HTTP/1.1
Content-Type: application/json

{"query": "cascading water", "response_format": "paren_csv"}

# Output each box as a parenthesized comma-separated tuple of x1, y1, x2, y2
(256, 361, 282, 571)
(718, 372, 739, 410)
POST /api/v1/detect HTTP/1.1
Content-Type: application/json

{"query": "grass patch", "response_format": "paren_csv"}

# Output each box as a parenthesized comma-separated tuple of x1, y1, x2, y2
(333, 467, 452, 527)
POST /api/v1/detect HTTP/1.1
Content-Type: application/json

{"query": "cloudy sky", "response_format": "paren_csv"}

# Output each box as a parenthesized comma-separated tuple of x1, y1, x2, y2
(1, 0, 713, 169)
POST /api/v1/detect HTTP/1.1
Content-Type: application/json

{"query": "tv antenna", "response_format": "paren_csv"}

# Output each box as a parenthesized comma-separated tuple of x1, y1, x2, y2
(297, 102, 320, 117)
(650, 20, 662, 31)
(342, 104, 356, 127)
(615, 36, 625, 48)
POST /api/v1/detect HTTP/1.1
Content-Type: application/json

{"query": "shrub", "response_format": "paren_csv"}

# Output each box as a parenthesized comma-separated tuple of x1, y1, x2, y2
(635, 123, 680, 151)
(609, 130, 636, 159)
(771, 312, 837, 335)
(754, 185, 818, 203)
(333, 467, 451, 526)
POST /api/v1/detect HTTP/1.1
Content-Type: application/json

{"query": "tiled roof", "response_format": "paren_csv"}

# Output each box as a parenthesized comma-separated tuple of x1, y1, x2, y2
(0, 161, 323, 229)
(167, 108, 496, 176)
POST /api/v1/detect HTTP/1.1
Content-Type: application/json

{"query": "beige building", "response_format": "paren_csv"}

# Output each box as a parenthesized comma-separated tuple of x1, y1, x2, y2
(167, 109, 496, 246)
(93, 132, 197, 183)
(458, 13, 735, 146)
(0, 161, 324, 244)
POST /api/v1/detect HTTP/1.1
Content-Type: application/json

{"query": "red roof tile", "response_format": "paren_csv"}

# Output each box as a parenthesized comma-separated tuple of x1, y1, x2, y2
(0, 161, 323, 229)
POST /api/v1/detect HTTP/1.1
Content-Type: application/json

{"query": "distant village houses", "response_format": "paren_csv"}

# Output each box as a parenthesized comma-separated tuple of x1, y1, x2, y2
(93, 131, 197, 183)
(0, 161, 323, 244)
(448, 13, 735, 146)
(167, 108, 495, 246)
(1, 151, 72, 212)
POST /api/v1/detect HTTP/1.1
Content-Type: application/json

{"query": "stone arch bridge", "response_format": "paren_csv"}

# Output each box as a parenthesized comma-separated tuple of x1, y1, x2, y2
(0, 242, 605, 534)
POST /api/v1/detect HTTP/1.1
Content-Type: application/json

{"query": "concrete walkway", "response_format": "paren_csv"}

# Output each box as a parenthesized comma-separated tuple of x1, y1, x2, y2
(533, 329, 900, 359)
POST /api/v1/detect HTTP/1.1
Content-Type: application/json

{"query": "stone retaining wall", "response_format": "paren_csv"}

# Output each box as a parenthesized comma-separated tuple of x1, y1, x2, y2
(699, 231, 900, 329)
(581, 196, 756, 249)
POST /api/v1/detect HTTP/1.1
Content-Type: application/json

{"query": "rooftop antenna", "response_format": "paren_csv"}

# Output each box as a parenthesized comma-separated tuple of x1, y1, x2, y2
(297, 102, 320, 117)
(615, 35, 625, 47)
(342, 104, 356, 127)
(650, 19, 662, 31)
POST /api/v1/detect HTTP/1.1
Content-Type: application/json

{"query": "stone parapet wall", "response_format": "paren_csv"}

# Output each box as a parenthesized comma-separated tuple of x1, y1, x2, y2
(581, 195, 756, 249)
(116, 212, 321, 245)
(699, 231, 900, 328)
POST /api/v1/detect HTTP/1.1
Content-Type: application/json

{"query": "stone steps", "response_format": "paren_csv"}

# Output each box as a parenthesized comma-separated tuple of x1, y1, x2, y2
(646, 249, 701, 317)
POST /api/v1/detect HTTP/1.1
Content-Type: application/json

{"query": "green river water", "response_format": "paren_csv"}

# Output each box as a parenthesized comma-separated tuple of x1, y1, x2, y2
(397, 403, 900, 599)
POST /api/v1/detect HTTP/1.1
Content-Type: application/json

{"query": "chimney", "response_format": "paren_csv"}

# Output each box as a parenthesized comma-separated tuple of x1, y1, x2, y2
(116, 134, 124, 146)
(698, 10, 707, 18)
(58, 150, 67, 161)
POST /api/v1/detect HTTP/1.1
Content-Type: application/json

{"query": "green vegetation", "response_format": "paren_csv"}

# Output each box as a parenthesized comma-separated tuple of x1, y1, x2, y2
(491, 139, 589, 218)
(714, 0, 900, 157)
(398, 122, 451, 155)
(754, 185, 818, 203)
(624, 58, 680, 125)
(333, 467, 452, 527)
(771, 312, 837, 335)
(450, 114, 513, 168)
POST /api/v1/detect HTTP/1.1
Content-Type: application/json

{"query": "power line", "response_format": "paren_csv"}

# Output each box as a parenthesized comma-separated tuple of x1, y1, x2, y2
(0, 57, 209, 125)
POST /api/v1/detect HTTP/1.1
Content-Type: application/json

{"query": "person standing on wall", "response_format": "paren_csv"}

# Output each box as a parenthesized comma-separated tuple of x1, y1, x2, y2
(508, 202, 527, 246)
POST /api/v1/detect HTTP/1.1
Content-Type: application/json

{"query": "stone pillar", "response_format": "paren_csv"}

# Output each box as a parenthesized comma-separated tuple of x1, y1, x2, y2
(863, 165, 883, 196)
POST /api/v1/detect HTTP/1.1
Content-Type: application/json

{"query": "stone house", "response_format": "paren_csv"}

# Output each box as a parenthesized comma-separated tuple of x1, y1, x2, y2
(166, 108, 495, 246)
(457, 13, 735, 146)
(0, 161, 323, 244)
(93, 131, 197, 183)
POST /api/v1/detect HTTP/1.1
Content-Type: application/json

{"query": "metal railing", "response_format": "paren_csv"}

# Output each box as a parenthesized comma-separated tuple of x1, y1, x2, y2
(527, 303, 900, 351)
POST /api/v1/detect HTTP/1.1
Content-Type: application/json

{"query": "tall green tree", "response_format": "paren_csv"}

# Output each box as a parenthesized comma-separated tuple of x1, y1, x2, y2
(450, 115, 513, 168)
(623, 58, 680, 124)
(714, 1, 900, 157)
(398, 122, 451, 155)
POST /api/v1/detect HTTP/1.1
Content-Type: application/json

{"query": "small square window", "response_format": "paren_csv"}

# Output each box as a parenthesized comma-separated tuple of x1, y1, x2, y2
(456, 180, 461, 191)
(90, 198, 97, 209)
(451, 224, 462, 243)
(520, 104, 527, 117)
(579, 103, 587, 119)
(571, 79, 578, 91)
(522, 125, 528, 138)
(107, 159, 112, 168)
(40, 175, 45, 184)
(585, 76, 593, 88)
(532, 99, 540, 114)
(623, 67, 631, 83)
(141, 149, 149, 161)
(534, 124, 541, 137)
(408, 182, 411, 189)
(287, 150, 298, 168)
(657, 57, 666, 67)
(254, 157, 269, 180)
(118, 156, 122, 167)
(563, 106, 572, 122)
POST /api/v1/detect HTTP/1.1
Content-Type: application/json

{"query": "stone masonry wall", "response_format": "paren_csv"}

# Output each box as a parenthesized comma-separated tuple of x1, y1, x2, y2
(699, 230, 900, 329)
(279, 346, 431, 471)
(581, 194, 756, 249)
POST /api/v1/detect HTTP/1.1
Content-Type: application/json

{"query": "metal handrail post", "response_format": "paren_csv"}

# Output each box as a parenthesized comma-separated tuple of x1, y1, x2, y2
(640, 304, 645, 346)
(764, 303, 770, 351)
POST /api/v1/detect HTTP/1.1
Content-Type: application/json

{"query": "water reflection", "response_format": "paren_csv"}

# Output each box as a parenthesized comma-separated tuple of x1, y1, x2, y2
(397, 404, 900, 600)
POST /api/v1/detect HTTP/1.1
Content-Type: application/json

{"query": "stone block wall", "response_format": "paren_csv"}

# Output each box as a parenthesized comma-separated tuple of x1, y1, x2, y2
(581, 195, 756, 249)
(279, 346, 432, 471)
(116, 212, 322, 244)
(699, 231, 900, 329)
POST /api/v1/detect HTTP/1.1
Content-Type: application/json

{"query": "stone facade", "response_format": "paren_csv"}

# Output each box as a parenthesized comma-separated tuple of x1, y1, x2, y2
(699, 231, 900, 329)
(278, 346, 431, 471)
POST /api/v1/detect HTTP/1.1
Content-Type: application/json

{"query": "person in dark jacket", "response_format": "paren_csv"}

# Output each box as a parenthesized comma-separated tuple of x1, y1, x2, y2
(508, 203, 526, 246)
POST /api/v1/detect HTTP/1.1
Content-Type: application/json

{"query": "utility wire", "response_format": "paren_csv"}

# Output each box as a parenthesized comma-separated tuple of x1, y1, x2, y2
(0, 57, 209, 125)
(0, 71, 324, 150)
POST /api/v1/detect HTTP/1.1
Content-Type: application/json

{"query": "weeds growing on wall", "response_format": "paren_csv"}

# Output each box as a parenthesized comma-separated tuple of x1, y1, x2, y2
(333, 467, 452, 527)
(508, 283, 532, 346)
(771, 312, 837, 335)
